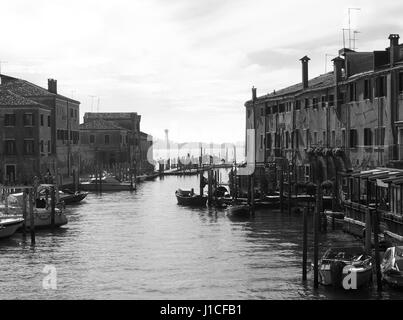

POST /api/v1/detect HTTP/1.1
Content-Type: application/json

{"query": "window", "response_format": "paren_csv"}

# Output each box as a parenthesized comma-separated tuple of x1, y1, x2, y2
(305, 98, 310, 109)
(295, 129, 299, 148)
(305, 129, 310, 147)
(285, 132, 290, 149)
(40, 140, 44, 153)
(295, 100, 301, 110)
(265, 105, 271, 115)
(104, 135, 110, 145)
(321, 96, 326, 108)
(323, 131, 326, 145)
(47, 140, 51, 153)
(272, 104, 278, 113)
(47, 115, 51, 127)
(375, 127, 386, 146)
(75, 110, 78, 118)
(349, 82, 357, 102)
(399, 72, 403, 93)
(314, 132, 318, 145)
(70, 109, 74, 118)
(4, 114, 16, 126)
(260, 134, 264, 149)
(90, 135, 95, 144)
(125, 135, 128, 144)
(312, 97, 318, 109)
(279, 103, 285, 113)
(332, 130, 336, 147)
(349, 129, 358, 148)
(4, 140, 16, 155)
(364, 79, 372, 100)
(260, 108, 264, 116)
(23, 113, 34, 126)
(40, 114, 44, 126)
(364, 128, 373, 147)
(328, 94, 334, 107)
(375, 76, 386, 97)
(342, 130, 346, 147)
(24, 140, 34, 155)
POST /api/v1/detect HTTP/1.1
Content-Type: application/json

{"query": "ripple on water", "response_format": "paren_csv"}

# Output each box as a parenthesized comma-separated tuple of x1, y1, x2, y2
(1, 173, 402, 299)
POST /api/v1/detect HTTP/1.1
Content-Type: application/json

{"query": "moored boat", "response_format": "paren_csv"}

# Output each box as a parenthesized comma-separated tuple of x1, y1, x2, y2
(4, 188, 68, 229)
(318, 247, 373, 289)
(226, 204, 251, 218)
(0, 218, 24, 239)
(59, 189, 88, 205)
(80, 176, 135, 191)
(175, 189, 208, 207)
(381, 246, 403, 287)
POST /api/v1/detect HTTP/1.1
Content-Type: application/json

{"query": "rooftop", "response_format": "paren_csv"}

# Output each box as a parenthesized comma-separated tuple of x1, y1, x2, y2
(79, 119, 128, 131)
(0, 88, 48, 107)
(0, 74, 80, 104)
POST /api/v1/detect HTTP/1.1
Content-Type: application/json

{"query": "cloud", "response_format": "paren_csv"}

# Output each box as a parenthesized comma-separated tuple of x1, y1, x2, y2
(1, 0, 403, 144)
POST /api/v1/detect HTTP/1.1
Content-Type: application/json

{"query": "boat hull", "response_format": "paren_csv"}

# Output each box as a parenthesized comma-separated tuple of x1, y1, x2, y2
(175, 191, 208, 207)
(227, 205, 251, 218)
(0, 218, 24, 239)
(60, 192, 88, 205)
(5, 211, 67, 229)
(79, 183, 134, 192)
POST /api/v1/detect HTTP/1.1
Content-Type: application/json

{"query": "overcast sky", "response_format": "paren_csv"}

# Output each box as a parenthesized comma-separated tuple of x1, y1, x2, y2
(1, 0, 403, 143)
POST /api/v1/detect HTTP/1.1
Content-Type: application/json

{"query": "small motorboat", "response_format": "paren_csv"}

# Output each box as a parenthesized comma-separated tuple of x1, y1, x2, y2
(318, 247, 373, 289)
(226, 204, 251, 218)
(381, 246, 403, 287)
(59, 189, 88, 205)
(175, 189, 208, 207)
(0, 218, 24, 239)
(80, 176, 135, 192)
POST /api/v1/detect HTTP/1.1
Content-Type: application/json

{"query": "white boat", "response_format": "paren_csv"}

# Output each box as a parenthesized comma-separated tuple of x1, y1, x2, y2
(2, 189, 68, 229)
(80, 176, 135, 191)
(0, 218, 24, 239)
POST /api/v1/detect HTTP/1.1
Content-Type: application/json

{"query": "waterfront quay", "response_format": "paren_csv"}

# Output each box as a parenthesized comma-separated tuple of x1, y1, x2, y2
(1, 172, 403, 300)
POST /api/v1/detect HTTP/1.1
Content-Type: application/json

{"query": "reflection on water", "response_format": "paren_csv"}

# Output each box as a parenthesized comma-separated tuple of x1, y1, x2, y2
(1, 172, 403, 299)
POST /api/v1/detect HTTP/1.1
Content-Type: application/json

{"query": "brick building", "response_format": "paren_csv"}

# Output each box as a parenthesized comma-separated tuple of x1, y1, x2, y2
(79, 119, 129, 172)
(0, 88, 52, 183)
(82, 113, 154, 174)
(0, 75, 80, 180)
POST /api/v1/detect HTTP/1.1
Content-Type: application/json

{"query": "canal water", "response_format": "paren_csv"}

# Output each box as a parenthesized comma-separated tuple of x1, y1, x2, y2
(1, 172, 403, 300)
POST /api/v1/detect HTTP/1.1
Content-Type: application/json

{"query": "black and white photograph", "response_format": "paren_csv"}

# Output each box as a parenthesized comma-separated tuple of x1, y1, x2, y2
(1, 0, 403, 307)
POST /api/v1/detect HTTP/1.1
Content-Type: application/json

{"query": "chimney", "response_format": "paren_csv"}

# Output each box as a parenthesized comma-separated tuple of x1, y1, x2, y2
(48, 78, 57, 94)
(332, 56, 344, 83)
(252, 86, 257, 102)
(389, 34, 400, 66)
(300, 56, 310, 89)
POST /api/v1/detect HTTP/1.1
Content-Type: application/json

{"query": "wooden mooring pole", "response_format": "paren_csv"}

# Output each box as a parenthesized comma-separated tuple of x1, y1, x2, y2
(280, 166, 284, 214)
(374, 185, 382, 292)
(250, 173, 255, 215)
(302, 207, 308, 281)
(207, 169, 213, 206)
(365, 207, 372, 254)
(22, 188, 27, 237)
(288, 163, 292, 215)
(29, 190, 35, 245)
(313, 186, 320, 289)
(51, 186, 56, 229)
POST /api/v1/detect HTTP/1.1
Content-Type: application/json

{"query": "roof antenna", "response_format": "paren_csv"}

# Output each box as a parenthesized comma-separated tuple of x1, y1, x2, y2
(89, 95, 96, 112)
(348, 8, 361, 49)
(97, 97, 100, 112)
